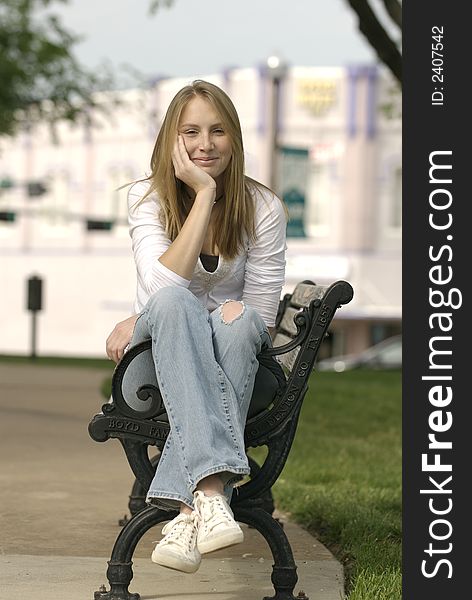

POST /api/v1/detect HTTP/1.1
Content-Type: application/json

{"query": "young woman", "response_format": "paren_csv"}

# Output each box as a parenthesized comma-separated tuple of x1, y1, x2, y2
(106, 80, 287, 573)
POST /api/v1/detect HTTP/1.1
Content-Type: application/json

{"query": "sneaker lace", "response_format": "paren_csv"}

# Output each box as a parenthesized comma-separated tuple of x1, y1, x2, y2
(157, 513, 198, 552)
(194, 492, 233, 532)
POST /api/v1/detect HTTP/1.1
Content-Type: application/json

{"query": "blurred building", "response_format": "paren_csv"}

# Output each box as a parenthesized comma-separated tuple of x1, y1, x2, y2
(0, 65, 401, 358)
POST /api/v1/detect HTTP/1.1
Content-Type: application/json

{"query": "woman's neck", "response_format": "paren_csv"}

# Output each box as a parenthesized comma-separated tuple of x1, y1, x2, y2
(183, 181, 224, 203)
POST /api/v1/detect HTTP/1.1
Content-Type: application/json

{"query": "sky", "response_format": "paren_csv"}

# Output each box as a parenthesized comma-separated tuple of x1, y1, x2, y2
(50, 0, 383, 84)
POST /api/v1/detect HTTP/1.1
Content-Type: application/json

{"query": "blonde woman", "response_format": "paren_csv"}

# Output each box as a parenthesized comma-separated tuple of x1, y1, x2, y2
(106, 80, 287, 573)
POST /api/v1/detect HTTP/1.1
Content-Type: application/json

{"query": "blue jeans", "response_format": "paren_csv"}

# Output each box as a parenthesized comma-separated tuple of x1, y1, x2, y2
(130, 286, 271, 511)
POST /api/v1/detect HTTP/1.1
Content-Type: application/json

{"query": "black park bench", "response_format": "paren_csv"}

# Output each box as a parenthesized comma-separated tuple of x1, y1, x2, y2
(88, 279, 354, 600)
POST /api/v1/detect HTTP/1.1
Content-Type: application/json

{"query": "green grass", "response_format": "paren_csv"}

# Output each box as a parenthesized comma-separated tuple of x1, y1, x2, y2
(0, 354, 114, 370)
(0, 354, 115, 399)
(250, 369, 402, 600)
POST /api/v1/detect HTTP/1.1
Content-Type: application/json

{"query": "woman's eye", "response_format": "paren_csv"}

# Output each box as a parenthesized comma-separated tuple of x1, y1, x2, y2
(183, 129, 198, 136)
(213, 129, 225, 135)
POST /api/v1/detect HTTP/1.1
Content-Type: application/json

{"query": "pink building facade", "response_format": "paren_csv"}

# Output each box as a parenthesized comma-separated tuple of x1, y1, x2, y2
(0, 65, 401, 358)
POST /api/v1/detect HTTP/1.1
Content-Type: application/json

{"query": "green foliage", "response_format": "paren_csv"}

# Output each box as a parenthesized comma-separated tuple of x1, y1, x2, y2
(0, 0, 113, 136)
(148, 0, 174, 16)
(250, 370, 402, 599)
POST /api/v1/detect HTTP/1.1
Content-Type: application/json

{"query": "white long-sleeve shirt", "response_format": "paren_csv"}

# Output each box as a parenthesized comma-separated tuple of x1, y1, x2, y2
(128, 179, 287, 327)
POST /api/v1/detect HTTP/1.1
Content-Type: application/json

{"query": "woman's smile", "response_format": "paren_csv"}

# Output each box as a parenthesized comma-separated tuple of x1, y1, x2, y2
(192, 157, 218, 165)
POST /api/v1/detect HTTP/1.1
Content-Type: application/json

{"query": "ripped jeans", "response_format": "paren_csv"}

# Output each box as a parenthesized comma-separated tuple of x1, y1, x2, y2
(129, 286, 271, 511)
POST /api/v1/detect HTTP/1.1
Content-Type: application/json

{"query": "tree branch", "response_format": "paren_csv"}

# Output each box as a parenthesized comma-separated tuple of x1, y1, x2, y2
(345, 0, 402, 84)
(382, 0, 402, 28)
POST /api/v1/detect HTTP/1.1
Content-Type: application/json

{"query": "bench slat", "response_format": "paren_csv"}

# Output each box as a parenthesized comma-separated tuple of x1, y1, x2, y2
(272, 333, 300, 372)
(278, 306, 301, 336)
(290, 282, 329, 308)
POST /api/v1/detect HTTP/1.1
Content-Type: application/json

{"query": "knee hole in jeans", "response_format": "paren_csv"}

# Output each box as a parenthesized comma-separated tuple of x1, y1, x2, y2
(219, 300, 245, 325)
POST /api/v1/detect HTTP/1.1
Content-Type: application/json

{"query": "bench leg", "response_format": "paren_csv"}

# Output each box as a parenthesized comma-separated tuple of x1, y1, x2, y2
(94, 505, 176, 600)
(97, 503, 299, 600)
(247, 456, 275, 516)
(234, 506, 299, 600)
(127, 488, 147, 518)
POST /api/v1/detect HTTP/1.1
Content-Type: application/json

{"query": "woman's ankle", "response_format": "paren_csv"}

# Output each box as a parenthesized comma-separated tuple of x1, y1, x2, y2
(179, 503, 193, 515)
(195, 474, 224, 496)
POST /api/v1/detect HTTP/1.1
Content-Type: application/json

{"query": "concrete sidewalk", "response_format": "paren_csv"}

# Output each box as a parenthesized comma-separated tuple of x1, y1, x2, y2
(0, 363, 344, 600)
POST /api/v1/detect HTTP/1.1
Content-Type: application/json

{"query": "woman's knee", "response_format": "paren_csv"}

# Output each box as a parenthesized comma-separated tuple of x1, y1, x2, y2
(213, 302, 267, 358)
(218, 300, 264, 328)
(219, 299, 245, 324)
(146, 286, 196, 319)
(217, 301, 266, 342)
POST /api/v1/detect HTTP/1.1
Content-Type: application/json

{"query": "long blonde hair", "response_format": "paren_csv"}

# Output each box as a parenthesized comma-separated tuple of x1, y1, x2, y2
(141, 80, 258, 259)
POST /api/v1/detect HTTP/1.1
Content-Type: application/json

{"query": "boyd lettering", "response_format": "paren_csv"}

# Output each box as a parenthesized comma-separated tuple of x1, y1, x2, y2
(108, 419, 140, 433)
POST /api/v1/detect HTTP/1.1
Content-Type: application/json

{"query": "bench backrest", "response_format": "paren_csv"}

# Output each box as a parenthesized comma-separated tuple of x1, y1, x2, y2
(243, 280, 353, 448)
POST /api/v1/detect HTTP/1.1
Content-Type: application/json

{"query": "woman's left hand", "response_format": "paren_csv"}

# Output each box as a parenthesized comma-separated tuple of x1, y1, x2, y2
(106, 314, 139, 363)
(172, 135, 216, 195)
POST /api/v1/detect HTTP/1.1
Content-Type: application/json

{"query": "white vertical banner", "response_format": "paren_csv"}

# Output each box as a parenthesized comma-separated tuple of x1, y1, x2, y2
(278, 146, 309, 237)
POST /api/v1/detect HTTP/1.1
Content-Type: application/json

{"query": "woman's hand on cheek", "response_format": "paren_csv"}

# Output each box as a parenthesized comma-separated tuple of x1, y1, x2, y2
(172, 135, 216, 194)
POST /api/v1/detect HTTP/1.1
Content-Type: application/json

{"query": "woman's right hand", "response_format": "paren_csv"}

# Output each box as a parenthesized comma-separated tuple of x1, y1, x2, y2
(106, 314, 139, 363)
(172, 135, 216, 195)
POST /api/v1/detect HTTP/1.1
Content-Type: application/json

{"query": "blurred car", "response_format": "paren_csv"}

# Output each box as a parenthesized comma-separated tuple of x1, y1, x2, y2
(316, 335, 402, 372)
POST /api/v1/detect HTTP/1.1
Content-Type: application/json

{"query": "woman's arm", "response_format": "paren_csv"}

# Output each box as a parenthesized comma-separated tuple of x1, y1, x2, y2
(128, 182, 190, 295)
(242, 190, 287, 329)
(128, 136, 218, 294)
(158, 135, 216, 280)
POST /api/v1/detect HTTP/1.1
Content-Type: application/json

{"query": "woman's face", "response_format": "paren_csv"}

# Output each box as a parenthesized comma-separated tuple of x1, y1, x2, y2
(177, 96, 232, 183)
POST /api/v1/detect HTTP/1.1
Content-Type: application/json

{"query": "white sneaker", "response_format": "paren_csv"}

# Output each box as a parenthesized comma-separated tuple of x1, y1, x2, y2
(194, 490, 244, 554)
(151, 512, 201, 573)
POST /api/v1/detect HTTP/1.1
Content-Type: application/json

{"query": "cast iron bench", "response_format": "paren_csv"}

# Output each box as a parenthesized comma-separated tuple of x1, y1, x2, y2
(88, 279, 354, 600)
